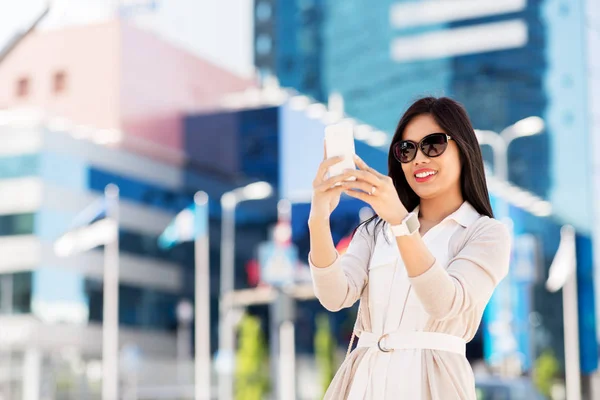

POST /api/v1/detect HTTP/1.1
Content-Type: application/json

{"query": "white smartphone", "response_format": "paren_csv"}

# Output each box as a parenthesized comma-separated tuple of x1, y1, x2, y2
(324, 122, 356, 183)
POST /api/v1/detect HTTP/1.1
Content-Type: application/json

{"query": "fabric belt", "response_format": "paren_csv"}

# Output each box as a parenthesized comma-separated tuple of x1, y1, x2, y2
(357, 331, 466, 355)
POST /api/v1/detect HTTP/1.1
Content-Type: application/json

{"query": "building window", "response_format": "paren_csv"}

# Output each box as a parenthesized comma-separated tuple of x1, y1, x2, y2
(256, 34, 272, 56)
(16, 77, 30, 98)
(0, 154, 40, 179)
(0, 272, 33, 314)
(256, 1, 272, 22)
(0, 213, 35, 236)
(88, 168, 194, 212)
(85, 279, 179, 331)
(53, 71, 67, 94)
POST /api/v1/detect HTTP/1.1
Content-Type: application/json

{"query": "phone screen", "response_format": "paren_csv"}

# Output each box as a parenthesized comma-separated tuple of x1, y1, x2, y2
(324, 122, 356, 180)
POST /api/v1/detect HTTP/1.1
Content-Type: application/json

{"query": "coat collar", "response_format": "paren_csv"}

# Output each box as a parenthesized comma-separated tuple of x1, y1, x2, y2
(412, 201, 481, 228)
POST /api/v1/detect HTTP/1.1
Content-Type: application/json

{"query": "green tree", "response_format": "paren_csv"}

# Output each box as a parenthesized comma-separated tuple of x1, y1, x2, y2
(533, 349, 560, 398)
(315, 313, 337, 396)
(235, 314, 270, 400)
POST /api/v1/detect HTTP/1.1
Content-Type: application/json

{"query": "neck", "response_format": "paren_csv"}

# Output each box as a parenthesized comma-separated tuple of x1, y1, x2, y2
(418, 189, 464, 224)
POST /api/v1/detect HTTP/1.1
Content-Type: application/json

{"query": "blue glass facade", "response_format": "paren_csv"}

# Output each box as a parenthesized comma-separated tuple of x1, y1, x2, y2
(88, 168, 194, 213)
(587, 0, 600, 350)
(184, 106, 290, 349)
(254, 0, 325, 101)
(323, 1, 552, 196)
(264, 0, 599, 369)
(449, 5, 549, 199)
(0, 150, 201, 332)
(494, 201, 598, 374)
(323, 0, 595, 232)
(184, 107, 280, 224)
(0, 131, 284, 343)
(319, 0, 598, 372)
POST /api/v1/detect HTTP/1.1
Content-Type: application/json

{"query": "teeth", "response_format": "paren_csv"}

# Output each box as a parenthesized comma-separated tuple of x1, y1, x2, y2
(415, 171, 436, 178)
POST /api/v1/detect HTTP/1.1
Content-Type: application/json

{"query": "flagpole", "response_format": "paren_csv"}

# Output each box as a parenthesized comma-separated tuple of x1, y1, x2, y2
(103, 184, 120, 400)
(194, 191, 211, 400)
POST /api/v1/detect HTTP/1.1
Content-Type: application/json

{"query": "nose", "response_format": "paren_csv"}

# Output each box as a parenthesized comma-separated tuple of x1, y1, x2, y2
(413, 147, 430, 166)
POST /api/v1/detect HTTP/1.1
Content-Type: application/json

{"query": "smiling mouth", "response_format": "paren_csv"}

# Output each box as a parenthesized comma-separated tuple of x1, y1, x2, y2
(415, 171, 436, 178)
(414, 171, 437, 182)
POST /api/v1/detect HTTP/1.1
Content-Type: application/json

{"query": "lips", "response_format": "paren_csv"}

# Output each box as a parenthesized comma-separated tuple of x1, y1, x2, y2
(414, 169, 437, 183)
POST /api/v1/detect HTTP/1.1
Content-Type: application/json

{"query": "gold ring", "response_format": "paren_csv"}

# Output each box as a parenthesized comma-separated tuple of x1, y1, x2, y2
(377, 334, 392, 352)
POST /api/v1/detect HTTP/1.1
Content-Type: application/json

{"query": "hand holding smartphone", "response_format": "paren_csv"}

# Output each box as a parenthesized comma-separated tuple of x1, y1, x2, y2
(324, 122, 356, 184)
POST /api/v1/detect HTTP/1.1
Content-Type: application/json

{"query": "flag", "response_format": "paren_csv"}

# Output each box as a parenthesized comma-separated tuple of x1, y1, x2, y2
(546, 225, 576, 292)
(158, 198, 208, 250)
(54, 197, 117, 257)
(69, 197, 107, 229)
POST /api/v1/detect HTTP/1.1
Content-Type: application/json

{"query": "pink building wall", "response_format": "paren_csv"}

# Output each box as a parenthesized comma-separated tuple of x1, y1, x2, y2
(0, 22, 121, 130)
(119, 22, 252, 150)
(0, 20, 253, 157)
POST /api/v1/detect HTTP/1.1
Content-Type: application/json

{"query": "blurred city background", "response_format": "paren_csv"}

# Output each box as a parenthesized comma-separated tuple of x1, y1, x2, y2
(0, 0, 598, 399)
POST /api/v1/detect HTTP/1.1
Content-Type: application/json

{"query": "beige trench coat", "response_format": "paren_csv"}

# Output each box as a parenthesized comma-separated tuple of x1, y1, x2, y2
(310, 202, 511, 399)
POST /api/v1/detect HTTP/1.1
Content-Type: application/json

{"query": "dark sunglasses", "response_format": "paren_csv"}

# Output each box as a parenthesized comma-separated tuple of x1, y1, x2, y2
(392, 133, 453, 164)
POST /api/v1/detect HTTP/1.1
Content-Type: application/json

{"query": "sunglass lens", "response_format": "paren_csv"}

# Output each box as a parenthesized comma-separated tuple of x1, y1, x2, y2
(421, 134, 448, 157)
(394, 141, 417, 163)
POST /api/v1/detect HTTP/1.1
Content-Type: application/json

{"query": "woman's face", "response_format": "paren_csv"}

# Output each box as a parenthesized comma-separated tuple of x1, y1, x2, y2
(400, 114, 462, 200)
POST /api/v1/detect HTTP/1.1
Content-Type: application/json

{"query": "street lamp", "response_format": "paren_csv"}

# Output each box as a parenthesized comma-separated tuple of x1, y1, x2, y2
(53, 184, 120, 400)
(176, 299, 194, 388)
(1, 275, 13, 400)
(220, 181, 273, 296)
(218, 181, 273, 400)
(546, 225, 581, 400)
(475, 116, 545, 182)
(176, 300, 194, 361)
(475, 117, 544, 377)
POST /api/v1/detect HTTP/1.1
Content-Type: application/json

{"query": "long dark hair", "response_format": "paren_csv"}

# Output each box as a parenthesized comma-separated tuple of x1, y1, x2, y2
(358, 96, 493, 237)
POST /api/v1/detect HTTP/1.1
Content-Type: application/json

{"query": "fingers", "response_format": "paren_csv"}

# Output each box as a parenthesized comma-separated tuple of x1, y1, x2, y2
(354, 155, 388, 180)
(341, 180, 374, 194)
(330, 185, 345, 197)
(314, 184, 345, 199)
(315, 156, 346, 185)
(353, 154, 370, 171)
(343, 188, 371, 204)
(315, 172, 354, 192)
(319, 156, 344, 173)
(317, 153, 388, 190)
(345, 169, 381, 186)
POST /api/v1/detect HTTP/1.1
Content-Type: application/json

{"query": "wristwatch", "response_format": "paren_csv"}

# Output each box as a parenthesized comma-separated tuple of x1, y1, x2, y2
(389, 212, 420, 236)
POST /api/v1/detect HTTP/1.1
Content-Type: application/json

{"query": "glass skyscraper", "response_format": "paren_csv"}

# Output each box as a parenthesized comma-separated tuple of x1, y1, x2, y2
(256, 0, 600, 380)
(254, 0, 325, 101)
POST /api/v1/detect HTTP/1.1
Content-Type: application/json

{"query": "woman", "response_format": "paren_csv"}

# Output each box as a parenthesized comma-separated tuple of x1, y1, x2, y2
(309, 97, 511, 399)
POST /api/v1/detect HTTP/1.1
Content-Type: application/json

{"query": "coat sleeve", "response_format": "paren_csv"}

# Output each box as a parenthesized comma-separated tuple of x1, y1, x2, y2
(309, 226, 372, 312)
(408, 219, 511, 321)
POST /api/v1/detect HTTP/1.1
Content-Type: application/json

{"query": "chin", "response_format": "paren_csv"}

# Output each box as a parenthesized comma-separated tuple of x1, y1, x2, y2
(409, 184, 435, 199)
(414, 190, 440, 200)
(414, 180, 459, 201)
